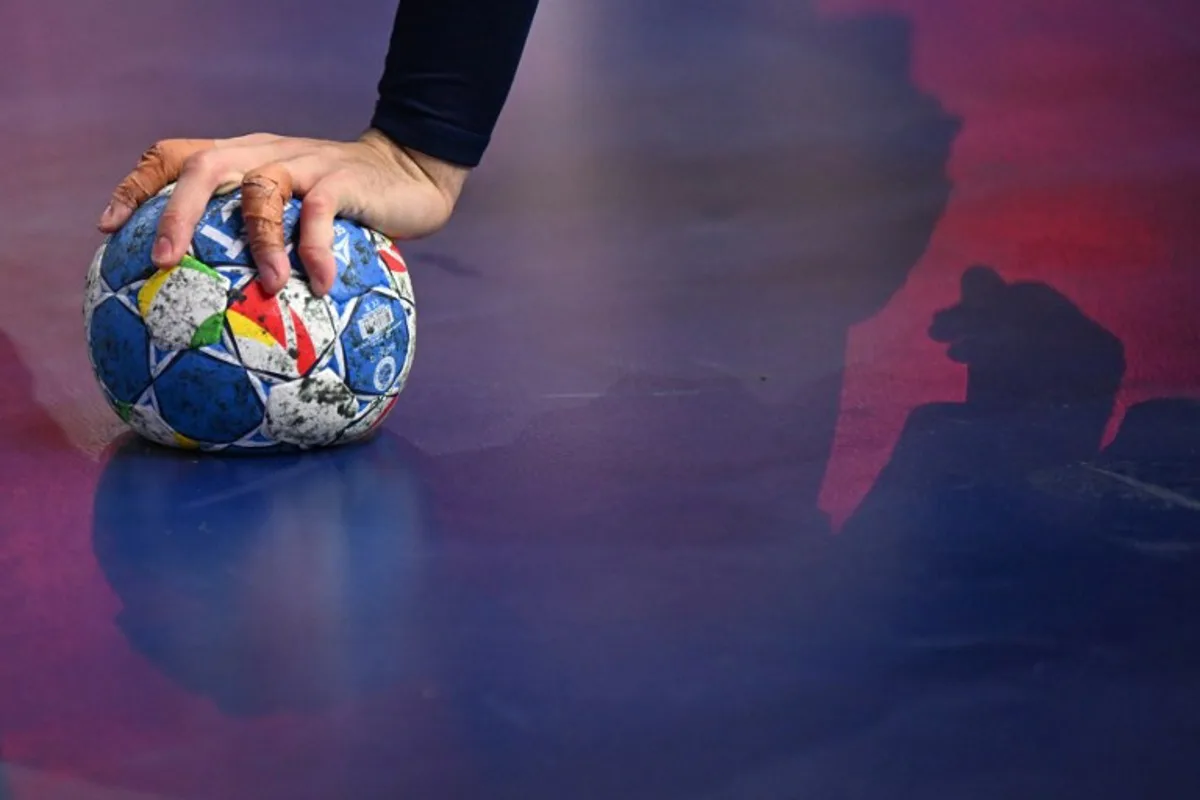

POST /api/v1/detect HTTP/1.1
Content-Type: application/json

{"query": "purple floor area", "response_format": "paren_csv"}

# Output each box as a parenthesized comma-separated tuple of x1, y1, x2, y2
(2, 1, 1199, 798)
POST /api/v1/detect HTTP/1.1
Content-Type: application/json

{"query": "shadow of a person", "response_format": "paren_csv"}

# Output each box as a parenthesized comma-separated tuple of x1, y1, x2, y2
(835, 265, 1126, 641)
(824, 269, 1200, 798)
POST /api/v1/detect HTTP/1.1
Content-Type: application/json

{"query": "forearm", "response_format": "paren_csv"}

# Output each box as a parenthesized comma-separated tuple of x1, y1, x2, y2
(370, 0, 540, 169)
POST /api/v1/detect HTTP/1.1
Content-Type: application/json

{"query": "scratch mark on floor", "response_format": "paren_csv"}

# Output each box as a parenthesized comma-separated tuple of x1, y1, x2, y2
(1083, 464, 1200, 511)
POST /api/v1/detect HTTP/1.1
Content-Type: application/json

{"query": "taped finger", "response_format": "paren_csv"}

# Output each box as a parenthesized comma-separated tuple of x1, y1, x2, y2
(241, 162, 295, 294)
(101, 139, 214, 230)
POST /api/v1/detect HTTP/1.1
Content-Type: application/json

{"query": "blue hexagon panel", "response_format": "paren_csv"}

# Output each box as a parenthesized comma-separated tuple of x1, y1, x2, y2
(153, 350, 265, 444)
(193, 192, 303, 270)
(89, 296, 152, 404)
(325, 221, 390, 305)
(100, 192, 171, 289)
(339, 292, 411, 396)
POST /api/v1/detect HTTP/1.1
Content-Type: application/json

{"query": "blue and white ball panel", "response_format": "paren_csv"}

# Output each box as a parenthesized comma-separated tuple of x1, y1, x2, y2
(339, 393, 397, 442)
(153, 350, 265, 444)
(84, 243, 111, 331)
(192, 192, 304, 267)
(388, 267, 415, 306)
(88, 296, 153, 404)
(216, 266, 258, 293)
(339, 292, 411, 396)
(126, 401, 182, 448)
(192, 335, 244, 370)
(325, 221, 390, 305)
(99, 192, 171, 289)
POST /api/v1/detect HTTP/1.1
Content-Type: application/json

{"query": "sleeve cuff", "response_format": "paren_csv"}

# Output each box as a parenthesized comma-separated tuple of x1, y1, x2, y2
(370, 101, 490, 168)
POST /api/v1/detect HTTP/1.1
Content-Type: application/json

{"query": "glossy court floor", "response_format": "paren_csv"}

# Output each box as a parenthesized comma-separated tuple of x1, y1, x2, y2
(2, 1, 1199, 798)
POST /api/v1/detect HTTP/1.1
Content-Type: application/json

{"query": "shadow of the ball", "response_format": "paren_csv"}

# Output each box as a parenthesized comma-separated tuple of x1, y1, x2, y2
(84, 188, 416, 455)
(90, 430, 439, 714)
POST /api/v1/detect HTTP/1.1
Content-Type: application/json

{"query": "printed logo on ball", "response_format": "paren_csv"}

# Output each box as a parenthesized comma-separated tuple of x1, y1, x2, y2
(373, 356, 397, 393)
(356, 302, 396, 344)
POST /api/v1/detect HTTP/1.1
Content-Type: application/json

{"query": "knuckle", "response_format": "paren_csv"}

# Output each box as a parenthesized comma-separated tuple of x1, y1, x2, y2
(250, 240, 286, 261)
(157, 208, 192, 232)
(138, 138, 184, 167)
(252, 244, 286, 259)
(245, 216, 284, 243)
(242, 169, 288, 199)
(243, 211, 280, 231)
(139, 140, 169, 161)
(297, 241, 331, 260)
(110, 181, 140, 207)
(241, 173, 272, 193)
(181, 149, 221, 177)
(231, 131, 279, 145)
(302, 192, 335, 218)
(315, 142, 344, 160)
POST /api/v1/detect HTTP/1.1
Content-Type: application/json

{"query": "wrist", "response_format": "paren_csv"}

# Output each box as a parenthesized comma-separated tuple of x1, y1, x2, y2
(358, 128, 470, 210)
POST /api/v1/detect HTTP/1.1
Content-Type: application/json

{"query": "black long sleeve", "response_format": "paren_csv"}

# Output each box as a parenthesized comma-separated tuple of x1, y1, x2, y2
(370, 0, 540, 168)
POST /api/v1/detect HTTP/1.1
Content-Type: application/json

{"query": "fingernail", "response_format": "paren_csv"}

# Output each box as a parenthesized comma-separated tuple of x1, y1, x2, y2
(152, 235, 172, 264)
(97, 203, 123, 231)
(99, 201, 133, 230)
(258, 264, 282, 295)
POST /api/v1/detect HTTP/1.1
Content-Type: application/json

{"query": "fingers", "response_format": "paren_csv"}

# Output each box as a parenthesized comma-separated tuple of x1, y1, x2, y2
(246, 155, 347, 298)
(99, 133, 374, 300)
(240, 163, 295, 294)
(98, 133, 285, 234)
(296, 176, 346, 297)
(928, 265, 1012, 365)
(99, 139, 213, 231)
(930, 266, 1007, 338)
(959, 265, 1006, 305)
(152, 145, 282, 268)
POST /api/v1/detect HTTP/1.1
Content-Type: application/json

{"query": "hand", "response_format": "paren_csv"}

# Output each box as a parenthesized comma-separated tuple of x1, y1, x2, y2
(97, 130, 469, 296)
(928, 265, 1124, 412)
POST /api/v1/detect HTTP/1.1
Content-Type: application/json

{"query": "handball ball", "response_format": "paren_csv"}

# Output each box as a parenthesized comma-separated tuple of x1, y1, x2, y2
(84, 185, 416, 453)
